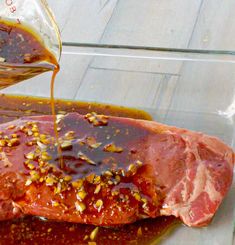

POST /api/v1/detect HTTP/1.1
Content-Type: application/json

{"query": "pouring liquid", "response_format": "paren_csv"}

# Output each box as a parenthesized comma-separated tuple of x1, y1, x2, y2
(50, 65, 64, 169)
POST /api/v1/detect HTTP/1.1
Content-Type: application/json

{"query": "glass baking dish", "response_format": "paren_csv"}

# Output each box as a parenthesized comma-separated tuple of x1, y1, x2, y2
(47, 0, 235, 52)
(1, 47, 235, 245)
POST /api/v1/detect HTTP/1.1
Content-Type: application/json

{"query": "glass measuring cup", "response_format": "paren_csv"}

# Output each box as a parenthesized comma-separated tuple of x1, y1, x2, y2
(0, 0, 61, 89)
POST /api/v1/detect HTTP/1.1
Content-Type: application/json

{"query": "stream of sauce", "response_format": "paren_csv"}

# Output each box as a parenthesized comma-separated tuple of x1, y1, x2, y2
(50, 67, 64, 169)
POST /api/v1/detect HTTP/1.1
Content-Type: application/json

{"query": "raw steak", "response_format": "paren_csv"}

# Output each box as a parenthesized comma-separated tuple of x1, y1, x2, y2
(0, 113, 233, 227)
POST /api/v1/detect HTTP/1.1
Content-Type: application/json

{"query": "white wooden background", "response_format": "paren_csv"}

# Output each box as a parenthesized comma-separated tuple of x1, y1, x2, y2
(2, 1, 235, 244)
(48, 0, 235, 50)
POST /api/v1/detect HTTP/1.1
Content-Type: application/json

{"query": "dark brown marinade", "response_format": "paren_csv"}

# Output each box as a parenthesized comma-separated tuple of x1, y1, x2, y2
(0, 20, 55, 64)
(0, 94, 179, 245)
(0, 216, 179, 245)
(0, 20, 59, 90)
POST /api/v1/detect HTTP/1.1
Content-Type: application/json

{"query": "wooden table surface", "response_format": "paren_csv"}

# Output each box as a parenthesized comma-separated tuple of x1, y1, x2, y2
(1, 1, 235, 244)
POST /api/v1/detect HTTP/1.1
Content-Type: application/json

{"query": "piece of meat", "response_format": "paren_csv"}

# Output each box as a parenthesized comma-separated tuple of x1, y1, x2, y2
(0, 113, 233, 227)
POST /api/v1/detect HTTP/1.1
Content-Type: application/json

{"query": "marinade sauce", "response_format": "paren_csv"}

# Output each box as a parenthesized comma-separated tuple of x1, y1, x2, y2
(0, 19, 61, 166)
(0, 94, 179, 244)
(0, 20, 179, 245)
(0, 19, 59, 88)
(0, 20, 56, 65)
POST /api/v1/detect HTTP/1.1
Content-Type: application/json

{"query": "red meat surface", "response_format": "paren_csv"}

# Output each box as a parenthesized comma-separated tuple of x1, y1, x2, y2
(0, 113, 233, 227)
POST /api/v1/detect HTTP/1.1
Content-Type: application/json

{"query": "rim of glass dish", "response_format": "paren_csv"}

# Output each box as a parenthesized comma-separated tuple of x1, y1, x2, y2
(61, 44, 235, 64)
(62, 42, 235, 56)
